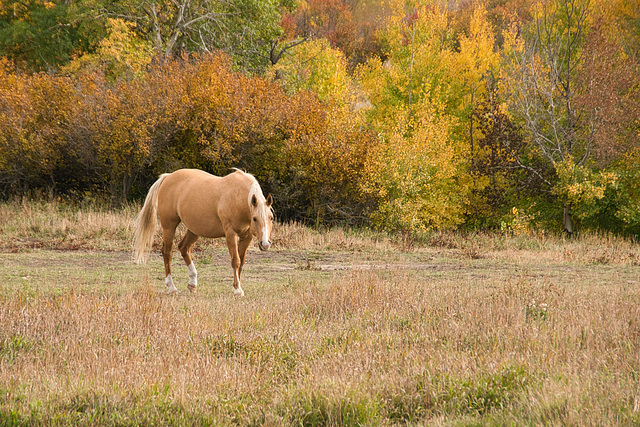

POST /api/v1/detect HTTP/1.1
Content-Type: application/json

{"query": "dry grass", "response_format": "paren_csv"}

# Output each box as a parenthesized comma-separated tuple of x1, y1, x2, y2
(0, 199, 138, 252)
(0, 199, 392, 254)
(0, 200, 639, 425)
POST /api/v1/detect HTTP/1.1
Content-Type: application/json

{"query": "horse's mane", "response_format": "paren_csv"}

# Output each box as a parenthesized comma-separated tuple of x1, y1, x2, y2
(232, 168, 271, 216)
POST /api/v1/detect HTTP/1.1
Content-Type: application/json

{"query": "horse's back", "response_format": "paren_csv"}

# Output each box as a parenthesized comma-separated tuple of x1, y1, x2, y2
(163, 168, 218, 188)
(157, 169, 253, 238)
(157, 169, 218, 214)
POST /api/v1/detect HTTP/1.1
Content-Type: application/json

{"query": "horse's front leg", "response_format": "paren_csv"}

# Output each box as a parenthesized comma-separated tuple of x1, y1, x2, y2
(225, 230, 244, 297)
(237, 231, 253, 280)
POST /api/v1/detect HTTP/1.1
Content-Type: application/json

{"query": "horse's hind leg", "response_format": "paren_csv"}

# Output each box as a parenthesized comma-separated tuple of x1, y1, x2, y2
(178, 230, 200, 293)
(162, 225, 178, 294)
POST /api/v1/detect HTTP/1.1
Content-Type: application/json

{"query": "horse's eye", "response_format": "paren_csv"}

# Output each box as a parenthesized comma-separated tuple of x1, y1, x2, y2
(253, 217, 257, 222)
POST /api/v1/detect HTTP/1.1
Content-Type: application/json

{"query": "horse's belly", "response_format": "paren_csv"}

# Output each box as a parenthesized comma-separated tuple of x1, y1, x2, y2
(181, 214, 225, 238)
(167, 169, 251, 239)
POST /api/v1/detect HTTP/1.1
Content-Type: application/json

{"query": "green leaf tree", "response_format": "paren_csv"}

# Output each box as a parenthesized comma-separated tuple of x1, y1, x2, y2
(0, 0, 84, 71)
(63, 18, 153, 81)
(76, 0, 294, 70)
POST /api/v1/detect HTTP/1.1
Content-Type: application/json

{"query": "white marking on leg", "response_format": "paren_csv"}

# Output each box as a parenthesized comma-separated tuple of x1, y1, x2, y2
(165, 274, 177, 294)
(187, 262, 198, 292)
(234, 284, 244, 297)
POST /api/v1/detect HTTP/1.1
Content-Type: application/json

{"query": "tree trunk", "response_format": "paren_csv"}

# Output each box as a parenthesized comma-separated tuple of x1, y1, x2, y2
(563, 203, 573, 237)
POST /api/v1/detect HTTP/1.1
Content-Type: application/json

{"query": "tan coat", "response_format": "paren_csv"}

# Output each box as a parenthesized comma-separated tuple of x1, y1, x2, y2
(133, 169, 273, 297)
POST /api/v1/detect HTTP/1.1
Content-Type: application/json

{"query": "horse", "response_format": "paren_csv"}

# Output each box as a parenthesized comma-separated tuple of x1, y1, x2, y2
(133, 168, 273, 297)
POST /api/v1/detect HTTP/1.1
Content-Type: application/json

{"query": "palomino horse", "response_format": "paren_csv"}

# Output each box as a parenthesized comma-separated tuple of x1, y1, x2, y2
(133, 169, 273, 296)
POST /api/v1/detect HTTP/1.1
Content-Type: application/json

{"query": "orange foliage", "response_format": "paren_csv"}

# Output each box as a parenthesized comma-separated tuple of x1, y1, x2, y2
(0, 54, 377, 223)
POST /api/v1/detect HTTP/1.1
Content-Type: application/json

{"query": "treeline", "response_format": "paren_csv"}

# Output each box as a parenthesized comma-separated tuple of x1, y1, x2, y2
(0, 55, 376, 223)
(0, 0, 639, 235)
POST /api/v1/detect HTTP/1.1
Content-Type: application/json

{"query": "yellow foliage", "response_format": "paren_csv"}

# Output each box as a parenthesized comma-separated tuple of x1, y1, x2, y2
(63, 18, 153, 81)
(364, 99, 467, 232)
(554, 160, 618, 219)
(457, 5, 499, 88)
(500, 205, 539, 236)
(357, 0, 500, 232)
(0, 66, 76, 183)
(270, 39, 351, 104)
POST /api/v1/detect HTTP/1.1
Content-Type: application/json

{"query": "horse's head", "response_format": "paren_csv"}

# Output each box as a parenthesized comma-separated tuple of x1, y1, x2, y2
(250, 193, 273, 251)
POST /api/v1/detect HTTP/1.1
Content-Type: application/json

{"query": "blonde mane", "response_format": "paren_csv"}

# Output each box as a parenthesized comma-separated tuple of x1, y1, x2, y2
(133, 168, 273, 298)
(232, 168, 271, 217)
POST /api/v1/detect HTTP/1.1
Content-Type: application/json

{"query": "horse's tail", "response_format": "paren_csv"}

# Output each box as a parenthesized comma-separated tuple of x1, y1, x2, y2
(133, 173, 169, 264)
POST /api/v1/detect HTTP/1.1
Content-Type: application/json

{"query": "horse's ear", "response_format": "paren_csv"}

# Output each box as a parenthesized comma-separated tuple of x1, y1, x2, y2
(251, 194, 257, 207)
(266, 194, 273, 207)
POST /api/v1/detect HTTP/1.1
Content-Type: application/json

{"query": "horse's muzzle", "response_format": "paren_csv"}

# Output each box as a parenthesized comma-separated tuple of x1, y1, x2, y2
(258, 241, 271, 251)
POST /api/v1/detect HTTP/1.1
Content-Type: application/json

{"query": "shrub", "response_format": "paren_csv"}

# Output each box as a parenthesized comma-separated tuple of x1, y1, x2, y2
(0, 53, 378, 224)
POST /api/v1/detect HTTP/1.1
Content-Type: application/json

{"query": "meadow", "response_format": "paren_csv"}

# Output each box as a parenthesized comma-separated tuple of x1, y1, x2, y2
(0, 199, 639, 426)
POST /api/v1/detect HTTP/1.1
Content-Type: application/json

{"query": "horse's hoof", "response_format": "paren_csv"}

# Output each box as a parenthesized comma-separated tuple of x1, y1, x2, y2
(187, 283, 197, 293)
(167, 288, 178, 295)
(233, 288, 245, 297)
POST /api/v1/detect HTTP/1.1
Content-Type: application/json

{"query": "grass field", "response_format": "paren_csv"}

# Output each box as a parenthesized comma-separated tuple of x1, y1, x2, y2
(1, 200, 639, 425)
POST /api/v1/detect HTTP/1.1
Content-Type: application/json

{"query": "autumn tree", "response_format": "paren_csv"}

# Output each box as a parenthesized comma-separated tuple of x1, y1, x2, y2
(502, 0, 627, 234)
(575, 15, 640, 165)
(357, 0, 498, 233)
(468, 77, 532, 228)
(0, 59, 97, 195)
(267, 38, 379, 222)
(280, 0, 388, 68)
(451, 0, 534, 49)
(281, 0, 356, 54)
(572, 1, 640, 232)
